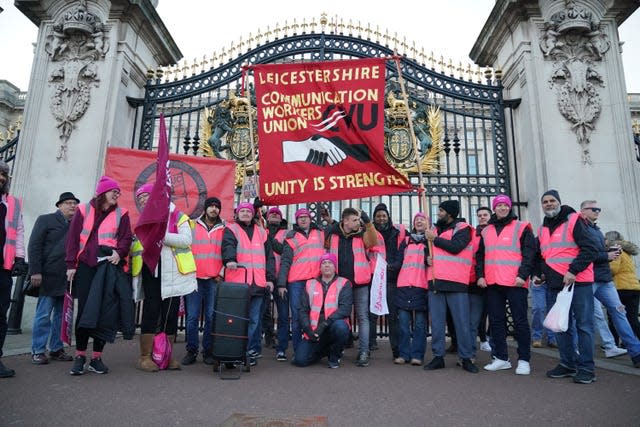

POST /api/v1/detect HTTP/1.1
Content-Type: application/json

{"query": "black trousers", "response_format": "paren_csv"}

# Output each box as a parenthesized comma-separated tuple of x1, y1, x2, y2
(140, 264, 179, 335)
(74, 263, 106, 352)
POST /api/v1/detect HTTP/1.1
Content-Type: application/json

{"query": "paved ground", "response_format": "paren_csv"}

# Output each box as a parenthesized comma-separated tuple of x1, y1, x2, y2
(1, 332, 639, 426)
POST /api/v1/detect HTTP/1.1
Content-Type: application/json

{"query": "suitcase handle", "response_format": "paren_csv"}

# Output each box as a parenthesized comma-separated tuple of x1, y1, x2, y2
(223, 264, 248, 284)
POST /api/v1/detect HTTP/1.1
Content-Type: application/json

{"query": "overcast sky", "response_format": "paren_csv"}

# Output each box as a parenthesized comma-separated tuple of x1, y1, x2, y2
(0, 0, 638, 93)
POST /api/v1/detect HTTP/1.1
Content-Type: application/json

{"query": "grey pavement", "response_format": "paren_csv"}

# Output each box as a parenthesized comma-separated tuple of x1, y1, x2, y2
(1, 331, 639, 426)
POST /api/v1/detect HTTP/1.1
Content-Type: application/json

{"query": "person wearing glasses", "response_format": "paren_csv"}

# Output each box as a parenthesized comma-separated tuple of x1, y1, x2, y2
(580, 200, 640, 369)
(65, 176, 133, 376)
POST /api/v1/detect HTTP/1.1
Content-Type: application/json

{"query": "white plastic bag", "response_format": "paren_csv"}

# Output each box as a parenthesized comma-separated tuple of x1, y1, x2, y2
(543, 284, 574, 332)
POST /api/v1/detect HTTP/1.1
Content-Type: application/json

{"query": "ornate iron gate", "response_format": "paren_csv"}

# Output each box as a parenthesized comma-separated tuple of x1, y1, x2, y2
(133, 16, 509, 227)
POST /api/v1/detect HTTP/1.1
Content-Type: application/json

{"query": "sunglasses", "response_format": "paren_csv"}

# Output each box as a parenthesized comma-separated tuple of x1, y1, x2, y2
(584, 207, 602, 213)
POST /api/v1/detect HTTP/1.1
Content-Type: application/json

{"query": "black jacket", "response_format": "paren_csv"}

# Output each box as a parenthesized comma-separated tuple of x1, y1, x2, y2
(222, 221, 276, 296)
(323, 221, 377, 286)
(375, 222, 404, 283)
(299, 275, 353, 338)
(535, 206, 598, 289)
(475, 212, 537, 284)
(27, 210, 70, 296)
(431, 218, 472, 292)
(277, 222, 322, 288)
(584, 221, 613, 283)
(77, 260, 135, 342)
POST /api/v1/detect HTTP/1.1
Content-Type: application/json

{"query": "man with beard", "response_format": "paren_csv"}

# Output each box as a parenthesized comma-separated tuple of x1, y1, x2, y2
(0, 161, 25, 378)
(536, 190, 598, 384)
(325, 207, 378, 367)
(276, 208, 324, 361)
(370, 203, 406, 359)
(424, 200, 478, 373)
(182, 197, 226, 366)
(476, 195, 536, 375)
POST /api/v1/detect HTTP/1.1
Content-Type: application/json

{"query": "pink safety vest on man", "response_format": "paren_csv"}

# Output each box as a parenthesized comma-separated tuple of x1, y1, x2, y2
(2, 194, 24, 270)
(431, 222, 474, 285)
(226, 222, 267, 287)
(329, 234, 371, 286)
(396, 237, 428, 290)
(481, 220, 531, 287)
(77, 202, 126, 258)
(538, 213, 594, 282)
(304, 276, 349, 338)
(191, 220, 224, 279)
(286, 229, 325, 282)
(469, 230, 481, 284)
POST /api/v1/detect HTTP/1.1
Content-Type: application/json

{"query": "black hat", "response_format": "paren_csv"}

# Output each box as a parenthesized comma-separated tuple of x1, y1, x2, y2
(204, 197, 221, 209)
(56, 192, 80, 207)
(439, 200, 460, 219)
(373, 203, 389, 217)
(541, 189, 561, 204)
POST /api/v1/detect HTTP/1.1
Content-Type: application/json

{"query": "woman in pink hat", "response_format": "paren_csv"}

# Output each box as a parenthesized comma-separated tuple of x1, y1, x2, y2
(65, 176, 133, 376)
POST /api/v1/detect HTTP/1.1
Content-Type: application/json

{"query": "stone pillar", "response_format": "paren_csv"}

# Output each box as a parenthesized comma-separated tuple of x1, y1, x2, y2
(12, 0, 181, 234)
(470, 0, 640, 247)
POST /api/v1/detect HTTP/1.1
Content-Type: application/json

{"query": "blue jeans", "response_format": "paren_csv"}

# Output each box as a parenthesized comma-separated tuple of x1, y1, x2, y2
(593, 281, 640, 357)
(549, 284, 595, 373)
(31, 295, 64, 354)
(275, 281, 305, 353)
(185, 278, 216, 354)
(468, 293, 485, 358)
(398, 309, 427, 361)
(247, 295, 264, 354)
(593, 297, 616, 349)
(530, 282, 556, 344)
(487, 285, 530, 362)
(429, 291, 472, 359)
(293, 320, 350, 367)
(353, 286, 370, 354)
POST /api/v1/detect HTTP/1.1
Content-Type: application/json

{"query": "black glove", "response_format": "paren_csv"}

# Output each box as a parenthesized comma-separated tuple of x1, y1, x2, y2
(11, 257, 28, 277)
(253, 197, 264, 210)
(410, 233, 425, 242)
(360, 211, 371, 224)
(315, 320, 329, 337)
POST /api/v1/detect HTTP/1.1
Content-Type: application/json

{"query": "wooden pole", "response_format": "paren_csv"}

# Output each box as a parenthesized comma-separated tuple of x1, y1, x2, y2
(393, 55, 435, 283)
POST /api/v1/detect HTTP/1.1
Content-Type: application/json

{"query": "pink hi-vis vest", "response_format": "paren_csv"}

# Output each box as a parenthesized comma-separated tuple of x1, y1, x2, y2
(469, 231, 481, 284)
(77, 203, 126, 258)
(272, 229, 287, 277)
(396, 237, 428, 289)
(286, 229, 325, 282)
(481, 220, 530, 287)
(368, 230, 386, 272)
(226, 222, 267, 287)
(191, 222, 224, 279)
(305, 277, 349, 334)
(431, 222, 473, 285)
(3, 195, 21, 270)
(329, 234, 371, 286)
(538, 213, 594, 282)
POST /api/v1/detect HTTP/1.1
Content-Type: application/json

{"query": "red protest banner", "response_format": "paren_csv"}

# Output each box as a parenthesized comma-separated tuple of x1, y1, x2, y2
(104, 147, 236, 225)
(253, 58, 411, 205)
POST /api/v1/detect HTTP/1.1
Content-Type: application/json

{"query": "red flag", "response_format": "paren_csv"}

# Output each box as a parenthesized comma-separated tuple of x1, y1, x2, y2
(253, 58, 411, 205)
(134, 114, 171, 271)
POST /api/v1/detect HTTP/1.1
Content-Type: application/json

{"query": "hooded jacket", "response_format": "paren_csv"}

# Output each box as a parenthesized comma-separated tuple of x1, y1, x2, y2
(609, 240, 640, 291)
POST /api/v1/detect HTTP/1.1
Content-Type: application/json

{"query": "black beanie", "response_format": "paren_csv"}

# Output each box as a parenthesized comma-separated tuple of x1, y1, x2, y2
(541, 189, 561, 204)
(204, 197, 221, 209)
(373, 203, 389, 217)
(439, 200, 460, 219)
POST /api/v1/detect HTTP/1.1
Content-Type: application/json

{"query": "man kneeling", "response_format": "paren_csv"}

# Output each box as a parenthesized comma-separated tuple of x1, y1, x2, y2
(293, 253, 353, 368)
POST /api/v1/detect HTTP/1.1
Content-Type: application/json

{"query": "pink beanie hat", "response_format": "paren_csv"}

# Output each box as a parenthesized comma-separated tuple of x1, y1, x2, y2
(95, 176, 120, 196)
(295, 207, 311, 219)
(236, 202, 255, 215)
(492, 194, 512, 210)
(413, 212, 427, 223)
(267, 207, 283, 217)
(319, 252, 337, 267)
(135, 183, 154, 198)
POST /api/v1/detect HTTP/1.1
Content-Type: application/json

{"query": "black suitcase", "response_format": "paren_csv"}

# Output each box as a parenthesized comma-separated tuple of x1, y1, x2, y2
(212, 266, 250, 377)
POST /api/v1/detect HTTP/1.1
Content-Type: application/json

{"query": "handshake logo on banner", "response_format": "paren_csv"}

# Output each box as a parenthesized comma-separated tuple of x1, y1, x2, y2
(282, 135, 370, 167)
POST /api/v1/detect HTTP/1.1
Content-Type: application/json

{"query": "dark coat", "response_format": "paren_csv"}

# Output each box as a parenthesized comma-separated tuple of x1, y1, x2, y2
(27, 210, 70, 296)
(77, 260, 135, 342)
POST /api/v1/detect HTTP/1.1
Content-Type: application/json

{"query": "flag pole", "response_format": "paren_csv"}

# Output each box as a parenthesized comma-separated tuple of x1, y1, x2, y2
(243, 67, 259, 199)
(393, 54, 435, 284)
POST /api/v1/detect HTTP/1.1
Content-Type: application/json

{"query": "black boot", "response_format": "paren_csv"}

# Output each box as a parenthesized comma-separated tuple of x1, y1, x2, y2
(0, 360, 15, 378)
(424, 356, 445, 370)
(461, 358, 479, 373)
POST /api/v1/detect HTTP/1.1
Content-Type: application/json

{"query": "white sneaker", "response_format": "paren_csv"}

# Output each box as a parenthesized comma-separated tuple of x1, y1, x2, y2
(604, 346, 628, 358)
(515, 360, 531, 375)
(480, 341, 492, 352)
(483, 357, 512, 371)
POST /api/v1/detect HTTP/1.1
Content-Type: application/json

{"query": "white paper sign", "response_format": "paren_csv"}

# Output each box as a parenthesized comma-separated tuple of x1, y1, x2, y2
(369, 253, 389, 315)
